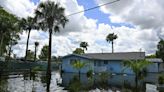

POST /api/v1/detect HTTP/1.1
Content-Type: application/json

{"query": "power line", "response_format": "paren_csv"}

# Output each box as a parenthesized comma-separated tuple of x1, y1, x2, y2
(67, 0, 120, 16)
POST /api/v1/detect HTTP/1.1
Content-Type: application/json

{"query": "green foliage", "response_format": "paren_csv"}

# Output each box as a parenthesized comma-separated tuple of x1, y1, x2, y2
(39, 45, 48, 61)
(96, 72, 110, 89)
(80, 42, 89, 51)
(35, 1, 68, 32)
(68, 75, 82, 92)
(156, 39, 164, 61)
(19, 17, 38, 31)
(86, 69, 93, 79)
(35, 42, 39, 47)
(19, 17, 38, 61)
(26, 50, 35, 60)
(0, 7, 20, 56)
(71, 60, 86, 71)
(158, 73, 164, 84)
(106, 33, 117, 53)
(106, 33, 118, 42)
(31, 66, 43, 72)
(35, 1, 68, 74)
(146, 54, 156, 58)
(99, 71, 110, 82)
(123, 59, 151, 75)
(73, 48, 84, 55)
(123, 59, 152, 88)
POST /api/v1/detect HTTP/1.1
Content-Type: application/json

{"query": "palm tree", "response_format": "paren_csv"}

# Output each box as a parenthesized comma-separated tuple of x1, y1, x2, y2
(20, 17, 38, 61)
(73, 48, 84, 55)
(80, 42, 89, 51)
(35, 1, 68, 78)
(106, 33, 117, 53)
(71, 60, 86, 79)
(34, 41, 39, 62)
(123, 59, 151, 90)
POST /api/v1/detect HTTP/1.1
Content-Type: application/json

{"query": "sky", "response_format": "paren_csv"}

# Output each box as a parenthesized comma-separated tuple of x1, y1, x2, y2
(0, 0, 164, 57)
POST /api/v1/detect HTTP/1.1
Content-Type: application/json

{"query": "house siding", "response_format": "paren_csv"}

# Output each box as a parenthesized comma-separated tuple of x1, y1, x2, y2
(62, 54, 163, 74)
(62, 55, 94, 73)
(147, 63, 159, 73)
(107, 60, 122, 73)
(94, 60, 134, 74)
(159, 63, 164, 72)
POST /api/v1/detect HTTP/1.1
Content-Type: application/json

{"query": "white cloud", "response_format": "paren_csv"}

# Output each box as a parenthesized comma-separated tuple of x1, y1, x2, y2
(96, 0, 164, 54)
(109, 15, 124, 23)
(1, 0, 162, 57)
(0, 0, 36, 18)
(96, 0, 164, 31)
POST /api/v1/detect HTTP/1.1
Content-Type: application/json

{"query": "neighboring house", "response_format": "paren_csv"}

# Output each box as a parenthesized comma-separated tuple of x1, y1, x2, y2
(146, 58, 164, 72)
(61, 52, 163, 74)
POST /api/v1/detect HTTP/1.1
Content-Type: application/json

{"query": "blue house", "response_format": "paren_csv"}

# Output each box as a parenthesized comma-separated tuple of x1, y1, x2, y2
(61, 52, 163, 74)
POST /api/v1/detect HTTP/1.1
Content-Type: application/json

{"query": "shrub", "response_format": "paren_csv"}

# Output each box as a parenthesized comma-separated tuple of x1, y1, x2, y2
(158, 73, 164, 84)
(86, 70, 93, 79)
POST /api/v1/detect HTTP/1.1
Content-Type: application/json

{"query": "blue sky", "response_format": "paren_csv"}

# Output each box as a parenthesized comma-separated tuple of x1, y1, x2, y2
(31, 0, 39, 4)
(77, 0, 134, 28)
(1, 0, 162, 56)
(32, 0, 134, 28)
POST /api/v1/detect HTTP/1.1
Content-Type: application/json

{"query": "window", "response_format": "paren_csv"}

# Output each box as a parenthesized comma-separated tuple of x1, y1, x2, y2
(104, 61, 108, 64)
(94, 61, 96, 66)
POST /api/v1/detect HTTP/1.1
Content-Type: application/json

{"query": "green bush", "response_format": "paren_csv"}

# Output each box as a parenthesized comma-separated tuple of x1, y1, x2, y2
(158, 73, 164, 84)
(86, 70, 93, 79)
(31, 66, 43, 72)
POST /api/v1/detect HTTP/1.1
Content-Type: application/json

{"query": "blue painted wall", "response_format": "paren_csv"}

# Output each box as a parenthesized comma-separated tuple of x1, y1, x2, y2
(62, 55, 94, 73)
(62, 55, 160, 74)
(146, 63, 159, 72)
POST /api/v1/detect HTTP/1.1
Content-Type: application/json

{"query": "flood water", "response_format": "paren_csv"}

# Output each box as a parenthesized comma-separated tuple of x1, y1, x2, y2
(0, 70, 163, 92)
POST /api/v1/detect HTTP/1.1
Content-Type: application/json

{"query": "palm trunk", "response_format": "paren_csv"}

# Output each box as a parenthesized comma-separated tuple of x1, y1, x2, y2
(25, 29, 31, 61)
(46, 29, 52, 92)
(47, 29, 52, 75)
(8, 45, 12, 61)
(78, 70, 80, 80)
(46, 76, 51, 92)
(135, 73, 138, 92)
(112, 41, 114, 53)
(34, 46, 37, 62)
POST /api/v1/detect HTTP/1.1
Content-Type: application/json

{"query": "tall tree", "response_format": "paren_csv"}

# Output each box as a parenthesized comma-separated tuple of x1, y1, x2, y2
(19, 17, 38, 61)
(156, 39, 164, 61)
(39, 45, 48, 61)
(7, 29, 20, 60)
(80, 42, 89, 51)
(0, 7, 20, 57)
(106, 33, 117, 53)
(26, 50, 35, 61)
(73, 48, 84, 55)
(35, 1, 68, 79)
(34, 41, 39, 62)
(7, 35, 19, 59)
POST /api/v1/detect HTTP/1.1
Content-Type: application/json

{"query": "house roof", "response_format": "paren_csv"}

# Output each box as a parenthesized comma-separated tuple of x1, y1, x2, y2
(146, 58, 163, 63)
(82, 52, 145, 60)
(61, 54, 92, 60)
(62, 52, 145, 60)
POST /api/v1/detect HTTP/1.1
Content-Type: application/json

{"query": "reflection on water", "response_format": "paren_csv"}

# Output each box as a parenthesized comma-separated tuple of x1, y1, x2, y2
(0, 71, 64, 92)
(61, 73, 162, 92)
(0, 71, 163, 92)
